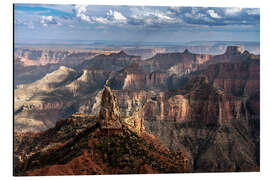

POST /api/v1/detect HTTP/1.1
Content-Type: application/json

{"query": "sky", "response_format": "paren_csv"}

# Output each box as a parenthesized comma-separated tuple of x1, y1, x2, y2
(14, 4, 260, 44)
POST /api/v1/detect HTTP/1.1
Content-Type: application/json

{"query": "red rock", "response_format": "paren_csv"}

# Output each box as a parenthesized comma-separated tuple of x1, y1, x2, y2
(99, 86, 122, 129)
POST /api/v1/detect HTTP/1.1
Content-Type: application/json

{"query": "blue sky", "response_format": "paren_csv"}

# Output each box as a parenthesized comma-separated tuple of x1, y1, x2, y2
(14, 4, 260, 44)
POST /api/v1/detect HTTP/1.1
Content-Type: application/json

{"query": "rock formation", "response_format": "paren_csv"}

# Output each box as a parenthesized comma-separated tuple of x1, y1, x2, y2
(122, 111, 145, 136)
(14, 67, 110, 132)
(14, 48, 71, 66)
(14, 113, 188, 175)
(141, 76, 244, 125)
(142, 50, 212, 72)
(204, 60, 260, 96)
(108, 63, 169, 91)
(99, 86, 122, 129)
(14, 45, 260, 173)
(14, 48, 119, 86)
(78, 51, 141, 71)
(224, 46, 242, 55)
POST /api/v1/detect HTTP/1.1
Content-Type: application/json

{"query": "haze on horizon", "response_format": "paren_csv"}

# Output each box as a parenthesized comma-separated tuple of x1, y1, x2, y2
(14, 4, 260, 44)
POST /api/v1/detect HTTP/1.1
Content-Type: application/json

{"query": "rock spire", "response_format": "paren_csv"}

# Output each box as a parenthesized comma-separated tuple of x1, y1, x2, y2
(99, 85, 122, 129)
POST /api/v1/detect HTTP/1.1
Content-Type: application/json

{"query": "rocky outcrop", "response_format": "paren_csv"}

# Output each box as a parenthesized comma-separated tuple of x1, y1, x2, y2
(144, 119, 259, 172)
(168, 63, 197, 76)
(85, 89, 147, 135)
(108, 63, 169, 91)
(14, 46, 260, 173)
(141, 76, 259, 172)
(113, 90, 148, 117)
(64, 69, 110, 96)
(14, 113, 188, 175)
(163, 43, 259, 55)
(14, 48, 100, 67)
(142, 76, 244, 125)
(14, 46, 259, 126)
(202, 46, 258, 66)
(14, 100, 76, 132)
(14, 48, 72, 66)
(201, 59, 260, 97)
(122, 112, 144, 136)
(143, 50, 212, 72)
(78, 51, 141, 71)
(99, 86, 122, 129)
(14, 67, 111, 132)
(224, 46, 242, 55)
(14, 63, 62, 87)
(105, 76, 243, 127)
(14, 49, 117, 86)
(14, 66, 78, 110)
(61, 52, 97, 67)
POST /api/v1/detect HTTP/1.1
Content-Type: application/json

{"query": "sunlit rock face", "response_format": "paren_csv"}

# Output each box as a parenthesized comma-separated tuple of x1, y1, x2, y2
(99, 86, 122, 129)
(224, 46, 242, 55)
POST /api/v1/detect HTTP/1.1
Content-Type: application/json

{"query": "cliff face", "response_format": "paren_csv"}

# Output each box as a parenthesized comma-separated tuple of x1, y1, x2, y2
(122, 112, 145, 136)
(203, 60, 260, 97)
(61, 52, 97, 67)
(198, 58, 260, 149)
(14, 48, 114, 86)
(202, 46, 259, 66)
(140, 77, 258, 172)
(78, 51, 141, 71)
(14, 66, 79, 131)
(142, 50, 212, 72)
(14, 66, 111, 132)
(15, 48, 71, 66)
(90, 75, 258, 172)
(145, 119, 258, 172)
(14, 48, 99, 67)
(64, 69, 111, 95)
(111, 76, 243, 127)
(168, 63, 197, 76)
(225, 46, 242, 55)
(99, 86, 122, 129)
(163, 43, 259, 55)
(14, 63, 61, 86)
(140, 76, 243, 126)
(108, 63, 169, 91)
(14, 46, 260, 173)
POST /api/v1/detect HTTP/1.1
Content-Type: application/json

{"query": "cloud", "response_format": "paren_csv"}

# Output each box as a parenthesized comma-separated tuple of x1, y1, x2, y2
(73, 6, 178, 27)
(107, 10, 127, 23)
(90, 10, 128, 24)
(73, 6, 127, 25)
(15, 4, 260, 33)
(167, 7, 259, 27)
(15, 18, 35, 29)
(207, 9, 221, 19)
(246, 8, 260, 15)
(74, 5, 92, 22)
(224, 8, 242, 15)
(40, 16, 60, 27)
(167, 7, 223, 26)
(91, 17, 108, 24)
(70, 5, 259, 28)
(128, 7, 179, 26)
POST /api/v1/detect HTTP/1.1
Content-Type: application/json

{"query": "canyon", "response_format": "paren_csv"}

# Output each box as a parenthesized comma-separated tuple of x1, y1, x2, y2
(14, 86, 188, 175)
(14, 45, 260, 173)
